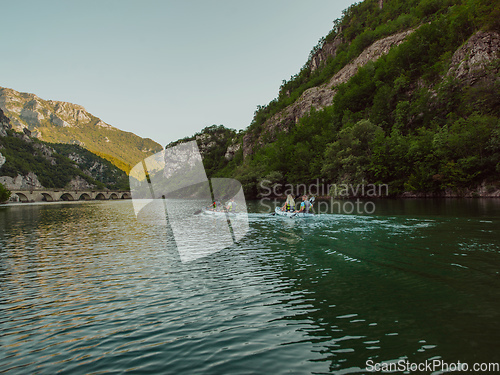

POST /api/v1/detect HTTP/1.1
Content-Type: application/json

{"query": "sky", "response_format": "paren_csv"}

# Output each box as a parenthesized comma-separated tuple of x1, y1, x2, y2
(1, 0, 357, 147)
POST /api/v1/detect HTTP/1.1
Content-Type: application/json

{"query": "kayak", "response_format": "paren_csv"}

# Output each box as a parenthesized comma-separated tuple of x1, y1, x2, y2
(274, 207, 314, 218)
(203, 209, 237, 216)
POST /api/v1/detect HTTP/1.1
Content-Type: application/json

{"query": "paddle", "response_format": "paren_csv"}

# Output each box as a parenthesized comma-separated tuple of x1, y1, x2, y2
(309, 196, 316, 214)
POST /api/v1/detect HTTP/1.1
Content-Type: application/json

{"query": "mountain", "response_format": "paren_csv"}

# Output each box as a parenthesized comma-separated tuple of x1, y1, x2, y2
(177, 0, 500, 198)
(0, 108, 129, 191)
(0, 86, 163, 173)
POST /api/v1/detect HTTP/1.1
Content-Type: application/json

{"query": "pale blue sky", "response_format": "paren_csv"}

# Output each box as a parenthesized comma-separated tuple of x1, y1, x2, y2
(1, 0, 357, 146)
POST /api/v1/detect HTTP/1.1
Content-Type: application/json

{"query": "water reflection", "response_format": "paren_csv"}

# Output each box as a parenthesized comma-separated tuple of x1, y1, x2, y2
(0, 199, 499, 374)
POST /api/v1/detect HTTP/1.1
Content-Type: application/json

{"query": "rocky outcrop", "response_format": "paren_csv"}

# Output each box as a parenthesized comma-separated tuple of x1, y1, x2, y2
(0, 152, 5, 168)
(0, 87, 110, 132)
(224, 142, 241, 161)
(66, 175, 95, 190)
(0, 108, 12, 137)
(49, 100, 90, 124)
(327, 29, 416, 88)
(69, 151, 120, 183)
(196, 133, 217, 157)
(243, 28, 417, 158)
(0, 172, 43, 189)
(447, 30, 500, 86)
(50, 114, 71, 127)
(33, 142, 56, 165)
(68, 152, 108, 178)
(310, 34, 344, 73)
(67, 152, 85, 164)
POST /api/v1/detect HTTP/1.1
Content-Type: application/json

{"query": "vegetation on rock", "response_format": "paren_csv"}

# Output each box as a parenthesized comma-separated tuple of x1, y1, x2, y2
(0, 128, 130, 190)
(184, 0, 499, 198)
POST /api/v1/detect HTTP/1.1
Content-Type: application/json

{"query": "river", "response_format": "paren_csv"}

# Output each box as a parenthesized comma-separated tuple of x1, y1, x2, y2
(1, 199, 499, 374)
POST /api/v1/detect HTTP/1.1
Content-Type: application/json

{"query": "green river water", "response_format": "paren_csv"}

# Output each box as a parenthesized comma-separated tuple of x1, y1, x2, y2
(1, 199, 499, 374)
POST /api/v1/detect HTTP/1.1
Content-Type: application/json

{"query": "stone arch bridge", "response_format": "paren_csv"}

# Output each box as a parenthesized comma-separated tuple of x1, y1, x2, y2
(10, 189, 131, 203)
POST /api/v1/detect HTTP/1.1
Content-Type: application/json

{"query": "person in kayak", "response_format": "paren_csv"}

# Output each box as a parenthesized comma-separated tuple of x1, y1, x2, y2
(209, 200, 223, 211)
(298, 195, 312, 213)
(281, 194, 295, 212)
(226, 198, 236, 212)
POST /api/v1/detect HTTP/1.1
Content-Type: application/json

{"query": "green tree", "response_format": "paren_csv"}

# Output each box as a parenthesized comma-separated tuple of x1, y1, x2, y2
(322, 120, 384, 185)
(0, 183, 11, 203)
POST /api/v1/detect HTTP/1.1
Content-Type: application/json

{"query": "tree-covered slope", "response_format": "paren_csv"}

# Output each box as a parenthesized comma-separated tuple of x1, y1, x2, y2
(0, 87, 163, 173)
(0, 109, 129, 190)
(189, 0, 499, 198)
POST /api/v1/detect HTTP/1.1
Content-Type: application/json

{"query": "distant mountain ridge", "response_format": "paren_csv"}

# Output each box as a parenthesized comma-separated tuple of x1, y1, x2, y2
(0, 86, 163, 173)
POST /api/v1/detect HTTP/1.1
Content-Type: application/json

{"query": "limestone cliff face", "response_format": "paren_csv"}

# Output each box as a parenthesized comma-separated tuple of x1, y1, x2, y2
(224, 141, 241, 161)
(0, 88, 110, 133)
(309, 34, 345, 73)
(243, 28, 499, 159)
(0, 108, 12, 137)
(0, 172, 43, 189)
(243, 28, 417, 158)
(0, 86, 162, 171)
(447, 30, 500, 86)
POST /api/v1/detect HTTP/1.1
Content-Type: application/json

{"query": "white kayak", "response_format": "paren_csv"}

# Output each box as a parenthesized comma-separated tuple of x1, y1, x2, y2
(203, 209, 237, 216)
(274, 207, 314, 218)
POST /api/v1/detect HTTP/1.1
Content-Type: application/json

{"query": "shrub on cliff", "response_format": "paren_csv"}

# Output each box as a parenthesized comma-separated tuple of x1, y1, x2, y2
(0, 182, 11, 203)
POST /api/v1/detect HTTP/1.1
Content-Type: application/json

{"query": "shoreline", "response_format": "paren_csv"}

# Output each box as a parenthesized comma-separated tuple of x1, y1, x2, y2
(0, 199, 131, 207)
(262, 194, 500, 200)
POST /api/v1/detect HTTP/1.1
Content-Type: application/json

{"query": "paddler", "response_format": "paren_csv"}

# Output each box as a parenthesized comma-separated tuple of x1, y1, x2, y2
(281, 194, 295, 212)
(297, 195, 312, 213)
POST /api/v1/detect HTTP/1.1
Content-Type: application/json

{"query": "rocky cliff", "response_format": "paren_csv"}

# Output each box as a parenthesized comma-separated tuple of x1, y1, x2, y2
(447, 30, 500, 86)
(0, 108, 12, 137)
(309, 34, 345, 73)
(162, 0, 498, 198)
(242, 28, 416, 158)
(0, 87, 162, 172)
(241, 28, 499, 159)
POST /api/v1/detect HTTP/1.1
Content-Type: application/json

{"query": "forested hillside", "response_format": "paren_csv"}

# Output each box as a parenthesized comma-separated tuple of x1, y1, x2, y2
(0, 87, 163, 174)
(0, 109, 129, 191)
(187, 0, 500, 198)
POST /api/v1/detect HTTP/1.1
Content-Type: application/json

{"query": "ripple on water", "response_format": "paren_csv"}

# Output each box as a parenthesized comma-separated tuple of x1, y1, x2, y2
(1, 200, 500, 373)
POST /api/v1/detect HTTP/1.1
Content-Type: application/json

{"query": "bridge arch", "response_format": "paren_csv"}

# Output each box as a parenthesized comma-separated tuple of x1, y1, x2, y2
(60, 193, 75, 201)
(121, 192, 130, 199)
(16, 193, 29, 202)
(41, 193, 53, 202)
(109, 193, 119, 200)
(79, 193, 92, 201)
(95, 193, 106, 200)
